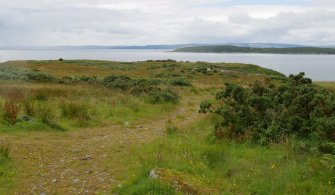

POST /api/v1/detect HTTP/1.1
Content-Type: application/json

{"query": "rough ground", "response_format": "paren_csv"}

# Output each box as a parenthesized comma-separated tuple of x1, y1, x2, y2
(0, 105, 201, 194)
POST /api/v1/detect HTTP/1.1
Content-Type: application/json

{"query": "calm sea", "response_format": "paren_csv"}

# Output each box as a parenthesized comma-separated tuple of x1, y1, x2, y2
(0, 49, 334, 81)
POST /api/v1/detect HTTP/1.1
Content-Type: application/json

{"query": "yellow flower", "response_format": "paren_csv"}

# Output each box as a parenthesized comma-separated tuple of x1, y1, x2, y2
(271, 164, 276, 169)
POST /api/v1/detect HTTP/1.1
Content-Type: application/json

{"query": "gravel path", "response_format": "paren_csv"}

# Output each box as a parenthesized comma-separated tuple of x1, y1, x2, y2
(1, 105, 201, 194)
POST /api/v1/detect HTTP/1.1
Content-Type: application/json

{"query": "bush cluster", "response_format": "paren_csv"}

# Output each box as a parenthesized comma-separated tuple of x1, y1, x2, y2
(26, 71, 56, 81)
(0, 67, 55, 82)
(169, 78, 191, 86)
(102, 75, 179, 104)
(201, 73, 335, 145)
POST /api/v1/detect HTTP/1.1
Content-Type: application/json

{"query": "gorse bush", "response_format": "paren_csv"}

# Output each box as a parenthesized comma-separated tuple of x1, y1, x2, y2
(201, 73, 335, 145)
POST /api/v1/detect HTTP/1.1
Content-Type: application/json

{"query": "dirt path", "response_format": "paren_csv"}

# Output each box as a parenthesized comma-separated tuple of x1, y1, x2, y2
(0, 104, 202, 194)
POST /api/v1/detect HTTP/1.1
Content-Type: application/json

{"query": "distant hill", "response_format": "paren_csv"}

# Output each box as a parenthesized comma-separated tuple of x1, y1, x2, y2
(174, 45, 335, 54)
(1, 43, 334, 51)
(0, 44, 206, 50)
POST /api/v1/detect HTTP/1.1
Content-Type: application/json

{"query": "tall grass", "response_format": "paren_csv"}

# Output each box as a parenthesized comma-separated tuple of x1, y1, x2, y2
(3, 101, 21, 125)
(2, 91, 23, 124)
(60, 101, 90, 122)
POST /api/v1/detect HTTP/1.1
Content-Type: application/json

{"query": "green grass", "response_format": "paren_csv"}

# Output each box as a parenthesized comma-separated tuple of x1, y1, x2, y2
(113, 169, 179, 195)
(116, 115, 335, 194)
(0, 95, 176, 132)
(316, 81, 335, 89)
(0, 145, 15, 194)
(97, 96, 177, 125)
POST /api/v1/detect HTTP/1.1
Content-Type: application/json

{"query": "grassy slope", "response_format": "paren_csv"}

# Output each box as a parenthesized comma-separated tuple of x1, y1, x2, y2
(0, 60, 333, 194)
(174, 45, 335, 54)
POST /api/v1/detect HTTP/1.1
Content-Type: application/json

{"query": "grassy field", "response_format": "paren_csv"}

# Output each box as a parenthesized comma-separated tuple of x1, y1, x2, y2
(0, 59, 334, 194)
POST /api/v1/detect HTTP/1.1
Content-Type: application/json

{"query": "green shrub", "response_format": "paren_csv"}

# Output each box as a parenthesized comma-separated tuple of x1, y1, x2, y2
(318, 142, 335, 155)
(26, 71, 56, 82)
(101, 75, 179, 104)
(170, 78, 191, 86)
(0, 67, 27, 80)
(148, 89, 179, 104)
(202, 73, 335, 144)
(102, 75, 133, 91)
(79, 76, 98, 83)
(0, 68, 56, 82)
(199, 101, 211, 113)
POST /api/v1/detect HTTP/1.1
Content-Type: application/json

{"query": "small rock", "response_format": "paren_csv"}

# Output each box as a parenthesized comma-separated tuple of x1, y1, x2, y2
(73, 179, 80, 184)
(124, 122, 130, 126)
(40, 193, 46, 195)
(52, 179, 57, 183)
(149, 169, 159, 179)
(21, 115, 32, 122)
(81, 155, 92, 160)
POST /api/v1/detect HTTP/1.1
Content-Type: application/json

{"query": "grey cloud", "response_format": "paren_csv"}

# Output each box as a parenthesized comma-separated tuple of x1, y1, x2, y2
(0, 0, 335, 45)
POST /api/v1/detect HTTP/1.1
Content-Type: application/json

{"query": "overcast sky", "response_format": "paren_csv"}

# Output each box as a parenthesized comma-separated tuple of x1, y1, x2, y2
(0, 0, 335, 46)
